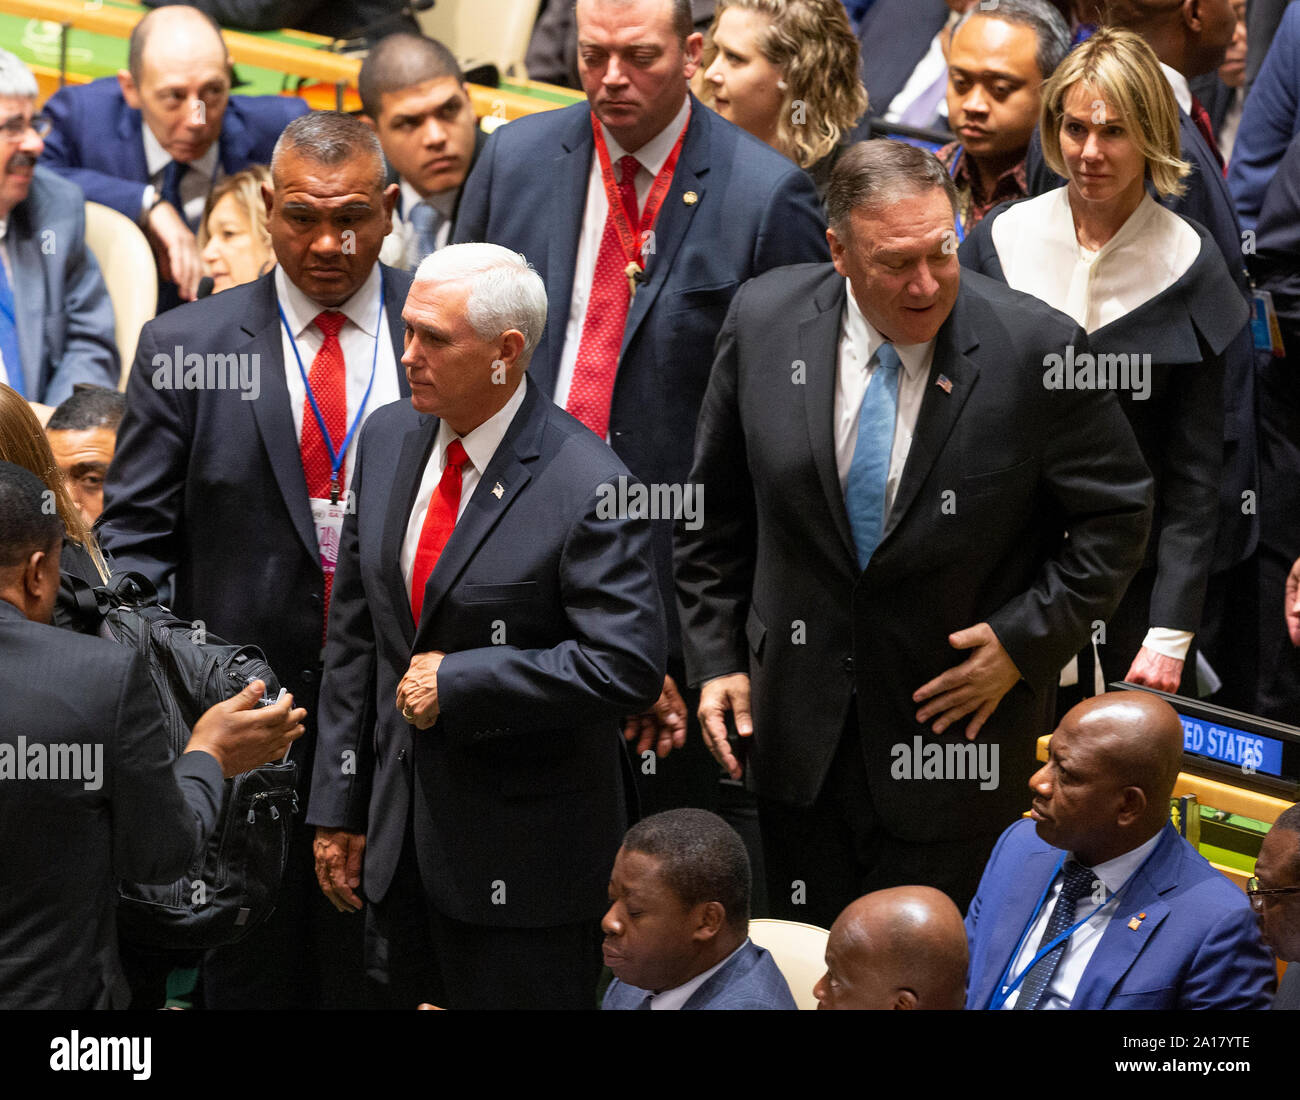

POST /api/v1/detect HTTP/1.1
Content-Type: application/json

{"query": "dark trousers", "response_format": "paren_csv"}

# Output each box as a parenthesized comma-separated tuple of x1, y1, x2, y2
(757, 716, 1002, 926)
(366, 827, 603, 1010)
(200, 814, 367, 1009)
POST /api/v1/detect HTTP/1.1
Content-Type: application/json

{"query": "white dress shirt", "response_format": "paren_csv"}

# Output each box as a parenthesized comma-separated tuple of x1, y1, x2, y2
(643, 938, 751, 1010)
(1220, 87, 1245, 165)
(883, 12, 960, 126)
(989, 188, 1200, 662)
(378, 177, 458, 270)
(275, 263, 401, 495)
(140, 124, 222, 227)
(1159, 63, 1194, 115)
(553, 96, 692, 414)
(1001, 830, 1164, 1010)
(400, 377, 528, 595)
(833, 278, 934, 521)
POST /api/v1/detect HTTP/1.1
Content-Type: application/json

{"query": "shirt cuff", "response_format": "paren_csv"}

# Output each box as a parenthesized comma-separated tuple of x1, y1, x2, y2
(1140, 627, 1193, 663)
(140, 184, 157, 221)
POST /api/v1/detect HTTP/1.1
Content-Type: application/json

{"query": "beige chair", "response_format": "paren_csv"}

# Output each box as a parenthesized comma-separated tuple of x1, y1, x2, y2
(417, 0, 544, 79)
(748, 918, 829, 1010)
(82, 201, 157, 389)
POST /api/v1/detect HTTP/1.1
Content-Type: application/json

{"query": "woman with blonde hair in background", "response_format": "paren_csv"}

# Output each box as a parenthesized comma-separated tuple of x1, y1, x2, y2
(701, 0, 868, 195)
(198, 165, 275, 294)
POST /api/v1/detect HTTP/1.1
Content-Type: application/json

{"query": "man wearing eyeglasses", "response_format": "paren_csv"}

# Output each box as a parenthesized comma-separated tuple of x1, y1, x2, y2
(0, 50, 118, 416)
(1251, 804, 1300, 1009)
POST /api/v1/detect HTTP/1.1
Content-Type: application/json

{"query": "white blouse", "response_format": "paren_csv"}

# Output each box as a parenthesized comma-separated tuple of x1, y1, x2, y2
(990, 187, 1200, 334)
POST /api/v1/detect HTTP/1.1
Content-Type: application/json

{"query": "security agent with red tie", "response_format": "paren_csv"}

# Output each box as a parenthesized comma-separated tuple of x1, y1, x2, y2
(99, 111, 410, 1009)
(308, 243, 667, 1011)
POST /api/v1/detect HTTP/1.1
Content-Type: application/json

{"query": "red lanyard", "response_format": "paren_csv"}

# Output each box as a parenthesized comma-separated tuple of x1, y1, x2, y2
(591, 112, 690, 292)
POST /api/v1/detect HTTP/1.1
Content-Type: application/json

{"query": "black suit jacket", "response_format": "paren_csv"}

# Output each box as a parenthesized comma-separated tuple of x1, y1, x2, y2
(100, 266, 412, 802)
(675, 264, 1152, 838)
(306, 379, 666, 926)
(1026, 112, 1260, 572)
(961, 205, 1247, 633)
(454, 95, 829, 663)
(0, 601, 224, 1008)
(144, 0, 418, 38)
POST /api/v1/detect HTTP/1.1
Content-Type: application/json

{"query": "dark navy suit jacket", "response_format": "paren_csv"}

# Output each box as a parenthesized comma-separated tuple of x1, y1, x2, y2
(40, 77, 307, 223)
(966, 820, 1276, 1009)
(603, 940, 796, 1010)
(305, 379, 666, 926)
(846, 0, 951, 140)
(453, 95, 828, 662)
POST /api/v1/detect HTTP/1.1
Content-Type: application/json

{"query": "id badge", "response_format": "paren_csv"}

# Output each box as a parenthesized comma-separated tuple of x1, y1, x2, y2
(1251, 289, 1286, 357)
(310, 497, 346, 575)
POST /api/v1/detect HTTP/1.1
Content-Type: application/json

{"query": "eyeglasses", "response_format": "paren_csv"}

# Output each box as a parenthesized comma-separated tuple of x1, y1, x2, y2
(1245, 877, 1300, 909)
(0, 114, 52, 140)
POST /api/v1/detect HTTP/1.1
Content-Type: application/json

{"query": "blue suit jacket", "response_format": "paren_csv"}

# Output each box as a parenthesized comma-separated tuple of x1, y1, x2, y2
(40, 77, 307, 222)
(453, 95, 828, 660)
(305, 378, 667, 926)
(603, 940, 797, 1010)
(1229, 1, 1300, 231)
(5, 166, 118, 403)
(965, 819, 1276, 1010)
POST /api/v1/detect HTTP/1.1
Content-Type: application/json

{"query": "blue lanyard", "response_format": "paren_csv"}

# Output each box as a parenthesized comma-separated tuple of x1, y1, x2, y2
(948, 148, 966, 244)
(986, 849, 1150, 1010)
(276, 269, 385, 504)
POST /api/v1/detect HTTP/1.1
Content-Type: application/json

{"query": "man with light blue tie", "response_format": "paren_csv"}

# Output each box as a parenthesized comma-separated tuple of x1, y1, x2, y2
(0, 49, 117, 412)
(676, 140, 1153, 923)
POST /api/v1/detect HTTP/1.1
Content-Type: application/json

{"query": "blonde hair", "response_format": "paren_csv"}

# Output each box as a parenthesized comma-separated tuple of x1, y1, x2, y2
(0, 384, 108, 581)
(198, 164, 274, 261)
(702, 0, 867, 169)
(1039, 26, 1189, 197)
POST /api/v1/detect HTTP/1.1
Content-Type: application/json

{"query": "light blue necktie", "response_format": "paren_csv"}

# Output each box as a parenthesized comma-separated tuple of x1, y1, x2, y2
(0, 251, 24, 398)
(407, 201, 441, 270)
(845, 342, 901, 570)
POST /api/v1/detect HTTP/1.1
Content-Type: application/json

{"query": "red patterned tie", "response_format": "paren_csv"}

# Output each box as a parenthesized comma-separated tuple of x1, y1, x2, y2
(410, 439, 469, 624)
(566, 154, 640, 439)
(301, 310, 348, 628)
(1189, 94, 1225, 172)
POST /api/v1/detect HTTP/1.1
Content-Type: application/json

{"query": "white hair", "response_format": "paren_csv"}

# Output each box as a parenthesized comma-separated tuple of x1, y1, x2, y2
(0, 49, 37, 100)
(414, 243, 548, 367)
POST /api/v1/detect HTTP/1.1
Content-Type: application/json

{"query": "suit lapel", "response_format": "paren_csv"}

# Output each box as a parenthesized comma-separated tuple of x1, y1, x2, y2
(620, 97, 707, 355)
(412, 382, 543, 641)
(382, 414, 439, 648)
(801, 276, 857, 564)
(537, 110, 593, 394)
(8, 207, 45, 397)
(118, 105, 149, 186)
(976, 847, 1060, 1008)
(244, 274, 320, 564)
(381, 264, 412, 397)
(881, 303, 980, 543)
(1071, 826, 1179, 1009)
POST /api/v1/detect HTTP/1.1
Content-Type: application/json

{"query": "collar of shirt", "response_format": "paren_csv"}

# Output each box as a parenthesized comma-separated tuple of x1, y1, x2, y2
(275, 263, 384, 343)
(647, 938, 750, 1011)
(433, 374, 528, 482)
(0, 216, 7, 243)
(143, 122, 219, 182)
(941, 141, 1029, 224)
(842, 278, 933, 382)
(399, 177, 458, 223)
(1159, 63, 1193, 115)
(1074, 827, 1164, 900)
(599, 95, 692, 179)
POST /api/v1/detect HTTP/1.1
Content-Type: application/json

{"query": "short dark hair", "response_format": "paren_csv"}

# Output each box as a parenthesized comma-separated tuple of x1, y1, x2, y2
(576, 0, 695, 42)
(270, 111, 385, 188)
(359, 33, 465, 120)
(46, 385, 126, 434)
(128, 4, 229, 84)
(954, 0, 1071, 82)
(826, 139, 960, 237)
(622, 809, 751, 930)
(0, 461, 63, 569)
(1273, 804, 1300, 881)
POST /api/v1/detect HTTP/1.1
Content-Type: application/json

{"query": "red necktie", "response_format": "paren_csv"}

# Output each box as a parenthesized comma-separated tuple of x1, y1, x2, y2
(301, 310, 348, 627)
(566, 154, 640, 440)
(1189, 95, 1225, 172)
(410, 439, 469, 624)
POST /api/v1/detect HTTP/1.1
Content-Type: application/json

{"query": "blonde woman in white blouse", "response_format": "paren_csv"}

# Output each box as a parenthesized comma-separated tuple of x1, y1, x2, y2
(960, 27, 1249, 698)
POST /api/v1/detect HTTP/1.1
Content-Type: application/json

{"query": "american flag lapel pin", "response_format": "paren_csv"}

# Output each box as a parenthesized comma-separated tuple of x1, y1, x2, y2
(492, 482, 505, 499)
(936, 374, 953, 394)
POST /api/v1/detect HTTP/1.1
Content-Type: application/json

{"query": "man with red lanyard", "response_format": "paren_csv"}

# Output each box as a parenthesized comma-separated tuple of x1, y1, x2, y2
(100, 111, 411, 1009)
(454, 0, 829, 821)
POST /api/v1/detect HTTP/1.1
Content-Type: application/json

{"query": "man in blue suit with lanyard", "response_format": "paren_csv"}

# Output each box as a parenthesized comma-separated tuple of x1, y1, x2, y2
(966, 690, 1275, 1010)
